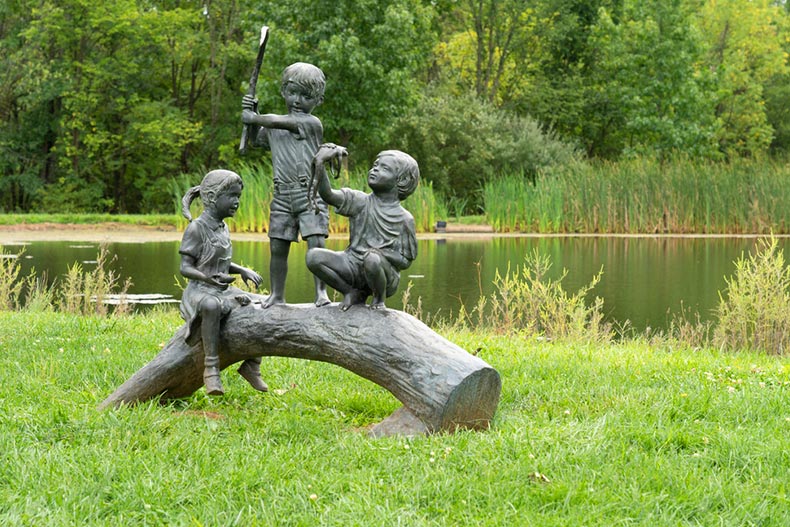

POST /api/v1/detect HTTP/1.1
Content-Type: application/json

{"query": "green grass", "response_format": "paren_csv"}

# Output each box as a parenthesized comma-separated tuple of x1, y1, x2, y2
(0, 213, 179, 227)
(485, 158, 790, 234)
(2, 310, 790, 525)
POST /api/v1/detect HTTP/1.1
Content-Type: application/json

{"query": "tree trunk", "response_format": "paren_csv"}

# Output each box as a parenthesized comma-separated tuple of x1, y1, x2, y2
(99, 301, 502, 437)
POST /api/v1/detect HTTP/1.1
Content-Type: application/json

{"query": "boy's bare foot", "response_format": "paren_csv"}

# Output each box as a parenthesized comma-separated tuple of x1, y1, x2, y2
(204, 367, 224, 395)
(340, 289, 366, 311)
(369, 294, 386, 309)
(314, 293, 331, 307)
(237, 359, 268, 392)
(261, 294, 285, 309)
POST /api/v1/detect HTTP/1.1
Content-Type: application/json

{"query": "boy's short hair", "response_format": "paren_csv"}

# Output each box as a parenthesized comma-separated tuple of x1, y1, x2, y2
(378, 150, 420, 200)
(281, 62, 326, 99)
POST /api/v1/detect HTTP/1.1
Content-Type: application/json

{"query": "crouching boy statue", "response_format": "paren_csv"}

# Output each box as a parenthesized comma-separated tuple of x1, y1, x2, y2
(306, 143, 419, 310)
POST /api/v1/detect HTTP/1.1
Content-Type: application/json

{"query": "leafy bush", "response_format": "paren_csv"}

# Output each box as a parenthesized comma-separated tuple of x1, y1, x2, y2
(388, 90, 579, 213)
(714, 236, 790, 354)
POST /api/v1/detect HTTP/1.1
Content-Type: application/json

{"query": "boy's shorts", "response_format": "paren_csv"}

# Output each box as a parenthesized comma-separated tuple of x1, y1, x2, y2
(344, 249, 400, 297)
(268, 185, 329, 242)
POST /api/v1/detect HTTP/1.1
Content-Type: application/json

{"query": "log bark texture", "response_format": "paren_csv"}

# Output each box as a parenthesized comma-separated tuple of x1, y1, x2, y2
(100, 301, 501, 436)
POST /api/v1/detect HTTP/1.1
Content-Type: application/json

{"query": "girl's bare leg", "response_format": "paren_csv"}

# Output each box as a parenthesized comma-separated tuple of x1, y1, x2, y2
(200, 296, 224, 395)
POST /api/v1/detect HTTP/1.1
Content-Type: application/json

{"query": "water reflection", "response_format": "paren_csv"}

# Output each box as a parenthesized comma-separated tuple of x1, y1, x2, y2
(10, 236, 777, 330)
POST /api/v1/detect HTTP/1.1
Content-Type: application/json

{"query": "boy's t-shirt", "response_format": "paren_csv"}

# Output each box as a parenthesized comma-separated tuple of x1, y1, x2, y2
(335, 188, 417, 266)
(256, 114, 322, 188)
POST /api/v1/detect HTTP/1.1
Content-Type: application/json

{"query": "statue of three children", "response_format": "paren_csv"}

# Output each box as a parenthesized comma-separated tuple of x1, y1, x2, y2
(179, 53, 420, 396)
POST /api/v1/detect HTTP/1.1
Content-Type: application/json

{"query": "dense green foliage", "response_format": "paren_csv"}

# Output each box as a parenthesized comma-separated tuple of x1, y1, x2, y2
(389, 91, 579, 213)
(1, 0, 788, 217)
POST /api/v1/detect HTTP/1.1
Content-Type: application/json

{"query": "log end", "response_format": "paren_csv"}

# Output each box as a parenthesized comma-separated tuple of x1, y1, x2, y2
(439, 366, 502, 432)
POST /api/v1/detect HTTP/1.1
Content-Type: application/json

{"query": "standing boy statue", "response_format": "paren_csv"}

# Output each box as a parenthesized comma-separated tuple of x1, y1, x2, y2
(306, 143, 419, 310)
(241, 62, 331, 308)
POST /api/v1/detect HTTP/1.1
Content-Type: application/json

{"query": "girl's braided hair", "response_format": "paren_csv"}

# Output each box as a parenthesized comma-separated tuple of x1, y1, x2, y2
(181, 169, 243, 221)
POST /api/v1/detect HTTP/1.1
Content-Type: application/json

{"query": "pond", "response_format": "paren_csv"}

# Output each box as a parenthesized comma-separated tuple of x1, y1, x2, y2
(3, 235, 778, 330)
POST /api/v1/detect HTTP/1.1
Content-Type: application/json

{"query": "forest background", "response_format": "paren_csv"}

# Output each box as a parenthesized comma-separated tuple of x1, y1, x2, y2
(1, 0, 789, 218)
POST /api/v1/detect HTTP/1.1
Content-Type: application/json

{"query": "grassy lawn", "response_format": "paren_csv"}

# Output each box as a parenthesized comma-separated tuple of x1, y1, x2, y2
(1, 310, 789, 526)
(0, 213, 179, 227)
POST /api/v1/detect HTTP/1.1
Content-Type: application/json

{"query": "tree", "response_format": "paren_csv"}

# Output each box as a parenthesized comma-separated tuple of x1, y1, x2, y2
(433, 0, 552, 106)
(581, 0, 718, 158)
(697, 0, 789, 157)
(257, 0, 436, 158)
(3, 0, 253, 213)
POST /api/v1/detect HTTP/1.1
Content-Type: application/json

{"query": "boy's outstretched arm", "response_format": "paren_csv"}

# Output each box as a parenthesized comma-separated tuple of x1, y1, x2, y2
(312, 143, 347, 207)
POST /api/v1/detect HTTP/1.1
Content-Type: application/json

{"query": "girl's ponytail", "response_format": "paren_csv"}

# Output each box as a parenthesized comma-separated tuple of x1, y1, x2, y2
(181, 185, 201, 221)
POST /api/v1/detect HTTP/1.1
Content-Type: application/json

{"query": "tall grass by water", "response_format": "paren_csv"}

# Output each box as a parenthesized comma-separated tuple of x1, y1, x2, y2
(173, 161, 445, 234)
(485, 158, 790, 233)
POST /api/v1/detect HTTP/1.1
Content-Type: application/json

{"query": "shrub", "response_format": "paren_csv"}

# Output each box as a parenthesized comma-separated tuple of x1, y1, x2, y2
(388, 89, 579, 213)
(714, 236, 790, 354)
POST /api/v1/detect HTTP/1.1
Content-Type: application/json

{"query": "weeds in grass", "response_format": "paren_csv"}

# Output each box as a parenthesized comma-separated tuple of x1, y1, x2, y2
(666, 302, 714, 349)
(22, 270, 55, 313)
(2, 243, 260, 317)
(714, 236, 790, 354)
(57, 245, 132, 316)
(452, 250, 612, 342)
(0, 245, 25, 310)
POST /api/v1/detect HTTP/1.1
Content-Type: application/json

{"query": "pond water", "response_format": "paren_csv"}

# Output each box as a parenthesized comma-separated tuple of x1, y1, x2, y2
(4, 236, 778, 330)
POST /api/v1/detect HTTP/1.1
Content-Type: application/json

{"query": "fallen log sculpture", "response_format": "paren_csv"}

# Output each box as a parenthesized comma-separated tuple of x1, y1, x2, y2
(100, 300, 502, 437)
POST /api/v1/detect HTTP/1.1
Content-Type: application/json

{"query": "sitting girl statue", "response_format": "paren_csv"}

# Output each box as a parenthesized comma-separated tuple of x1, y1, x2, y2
(179, 169, 268, 395)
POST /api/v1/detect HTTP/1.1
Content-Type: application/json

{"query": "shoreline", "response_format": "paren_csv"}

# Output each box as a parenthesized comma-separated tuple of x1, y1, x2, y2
(0, 222, 786, 244)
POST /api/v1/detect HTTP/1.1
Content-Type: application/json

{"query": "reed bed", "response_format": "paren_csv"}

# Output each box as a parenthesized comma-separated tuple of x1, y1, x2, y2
(173, 162, 444, 234)
(485, 158, 790, 233)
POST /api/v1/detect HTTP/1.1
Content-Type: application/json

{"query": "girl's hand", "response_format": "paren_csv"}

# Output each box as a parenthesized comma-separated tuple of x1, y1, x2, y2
(239, 268, 263, 289)
(211, 273, 237, 286)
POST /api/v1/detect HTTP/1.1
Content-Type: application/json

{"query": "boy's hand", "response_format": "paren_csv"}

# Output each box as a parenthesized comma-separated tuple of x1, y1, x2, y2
(314, 143, 348, 165)
(242, 94, 258, 111)
(242, 109, 258, 125)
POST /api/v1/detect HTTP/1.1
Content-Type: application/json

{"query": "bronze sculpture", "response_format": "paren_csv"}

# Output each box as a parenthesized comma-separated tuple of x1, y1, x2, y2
(179, 169, 267, 395)
(101, 30, 501, 437)
(241, 62, 331, 308)
(306, 144, 419, 310)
